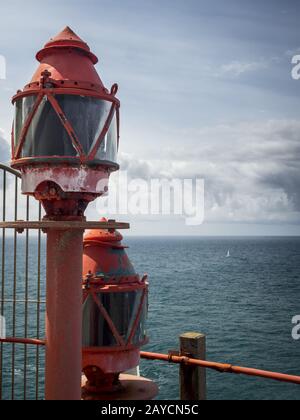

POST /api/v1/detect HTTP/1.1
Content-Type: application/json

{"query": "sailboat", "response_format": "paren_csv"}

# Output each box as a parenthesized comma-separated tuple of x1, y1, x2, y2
(226, 250, 230, 258)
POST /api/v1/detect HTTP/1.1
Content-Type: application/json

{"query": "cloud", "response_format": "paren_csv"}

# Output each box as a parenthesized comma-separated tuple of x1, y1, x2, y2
(0, 130, 11, 192)
(218, 60, 268, 77)
(285, 47, 300, 57)
(0, 129, 10, 165)
(117, 119, 300, 225)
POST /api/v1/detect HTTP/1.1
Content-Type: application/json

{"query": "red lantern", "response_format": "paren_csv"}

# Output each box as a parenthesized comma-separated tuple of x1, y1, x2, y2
(82, 220, 149, 395)
(11, 26, 120, 216)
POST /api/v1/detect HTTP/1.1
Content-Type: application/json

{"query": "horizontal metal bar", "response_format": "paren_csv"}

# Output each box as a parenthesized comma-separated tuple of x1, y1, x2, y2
(0, 220, 130, 231)
(0, 299, 45, 304)
(0, 337, 45, 346)
(0, 164, 21, 178)
(140, 351, 300, 386)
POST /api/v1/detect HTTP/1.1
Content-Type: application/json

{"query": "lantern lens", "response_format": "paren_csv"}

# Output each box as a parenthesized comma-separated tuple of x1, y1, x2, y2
(21, 95, 78, 157)
(56, 95, 112, 156)
(82, 290, 147, 347)
(14, 95, 37, 148)
(14, 94, 119, 164)
(94, 110, 118, 163)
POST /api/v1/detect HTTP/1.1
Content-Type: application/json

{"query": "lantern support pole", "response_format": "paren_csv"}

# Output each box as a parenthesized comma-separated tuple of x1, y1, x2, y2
(45, 224, 84, 400)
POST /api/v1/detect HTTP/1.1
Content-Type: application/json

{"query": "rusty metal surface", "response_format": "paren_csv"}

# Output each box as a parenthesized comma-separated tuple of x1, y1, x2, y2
(11, 26, 120, 169)
(82, 224, 149, 394)
(0, 164, 45, 400)
(81, 373, 158, 400)
(0, 337, 45, 346)
(20, 162, 110, 195)
(140, 351, 300, 386)
(45, 227, 83, 400)
(0, 220, 130, 231)
(0, 164, 20, 178)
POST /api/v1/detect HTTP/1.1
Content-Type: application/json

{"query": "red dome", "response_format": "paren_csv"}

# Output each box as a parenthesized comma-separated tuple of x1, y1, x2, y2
(36, 26, 98, 64)
(27, 26, 105, 92)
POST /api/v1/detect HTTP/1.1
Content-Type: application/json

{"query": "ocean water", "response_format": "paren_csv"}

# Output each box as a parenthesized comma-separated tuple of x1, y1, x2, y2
(1, 236, 300, 400)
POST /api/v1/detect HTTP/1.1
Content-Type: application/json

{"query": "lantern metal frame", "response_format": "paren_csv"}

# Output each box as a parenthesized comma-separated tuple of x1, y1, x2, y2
(11, 85, 120, 167)
(82, 276, 149, 352)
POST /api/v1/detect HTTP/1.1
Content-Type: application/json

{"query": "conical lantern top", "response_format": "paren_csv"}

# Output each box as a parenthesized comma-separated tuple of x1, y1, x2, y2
(11, 27, 120, 217)
(36, 26, 98, 64)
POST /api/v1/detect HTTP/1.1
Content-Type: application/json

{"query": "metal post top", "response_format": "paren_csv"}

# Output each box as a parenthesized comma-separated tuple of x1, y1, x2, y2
(0, 220, 130, 232)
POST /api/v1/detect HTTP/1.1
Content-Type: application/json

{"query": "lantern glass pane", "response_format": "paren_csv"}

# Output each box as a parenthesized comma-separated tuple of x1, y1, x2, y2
(82, 290, 147, 347)
(14, 95, 37, 147)
(22, 95, 77, 157)
(82, 295, 118, 347)
(56, 95, 113, 158)
(94, 110, 118, 163)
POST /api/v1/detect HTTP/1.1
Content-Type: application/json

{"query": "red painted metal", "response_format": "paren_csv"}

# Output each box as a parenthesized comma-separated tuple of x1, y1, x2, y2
(0, 337, 45, 346)
(81, 373, 159, 400)
(33, 27, 100, 88)
(0, 220, 130, 231)
(82, 220, 149, 397)
(45, 224, 84, 400)
(10, 27, 123, 400)
(11, 26, 120, 205)
(140, 351, 300, 386)
(2, 335, 300, 387)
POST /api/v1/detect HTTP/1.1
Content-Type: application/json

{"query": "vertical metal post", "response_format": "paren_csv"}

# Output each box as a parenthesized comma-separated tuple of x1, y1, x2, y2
(45, 225, 84, 400)
(11, 176, 18, 400)
(35, 203, 42, 400)
(179, 332, 206, 401)
(0, 169, 6, 400)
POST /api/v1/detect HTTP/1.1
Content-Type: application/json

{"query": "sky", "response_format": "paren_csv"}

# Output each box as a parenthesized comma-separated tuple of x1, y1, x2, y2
(0, 0, 300, 235)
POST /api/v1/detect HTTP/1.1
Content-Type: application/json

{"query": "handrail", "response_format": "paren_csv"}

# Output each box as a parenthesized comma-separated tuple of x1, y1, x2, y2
(1, 338, 300, 386)
(0, 337, 45, 346)
(0, 163, 21, 178)
(140, 351, 300, 386)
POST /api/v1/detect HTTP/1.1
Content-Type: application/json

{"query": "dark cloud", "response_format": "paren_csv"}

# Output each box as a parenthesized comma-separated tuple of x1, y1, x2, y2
(260, 166, 300, 211)
(119, 120, 300, 224)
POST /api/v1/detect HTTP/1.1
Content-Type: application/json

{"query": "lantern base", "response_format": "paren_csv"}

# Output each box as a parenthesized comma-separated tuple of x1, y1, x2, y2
(81, 374, 158, 400)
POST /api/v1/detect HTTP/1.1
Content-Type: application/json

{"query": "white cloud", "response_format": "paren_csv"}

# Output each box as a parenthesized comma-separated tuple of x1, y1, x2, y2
(115, 119, 300, 225)
(0, 128, 10, 164)
(218, 60, 268, 77)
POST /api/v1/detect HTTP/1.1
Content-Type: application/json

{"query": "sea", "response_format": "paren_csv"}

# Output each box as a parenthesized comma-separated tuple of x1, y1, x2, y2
(0, 236, 300, 400)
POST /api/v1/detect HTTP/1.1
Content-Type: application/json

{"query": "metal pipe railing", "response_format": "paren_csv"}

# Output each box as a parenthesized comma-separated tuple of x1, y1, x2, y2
(1, 337, 300, 387)
(140, 351, 300, 386)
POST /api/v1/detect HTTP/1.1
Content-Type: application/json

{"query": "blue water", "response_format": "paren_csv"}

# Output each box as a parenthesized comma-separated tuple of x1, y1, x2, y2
(1, 236, 300, 400)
